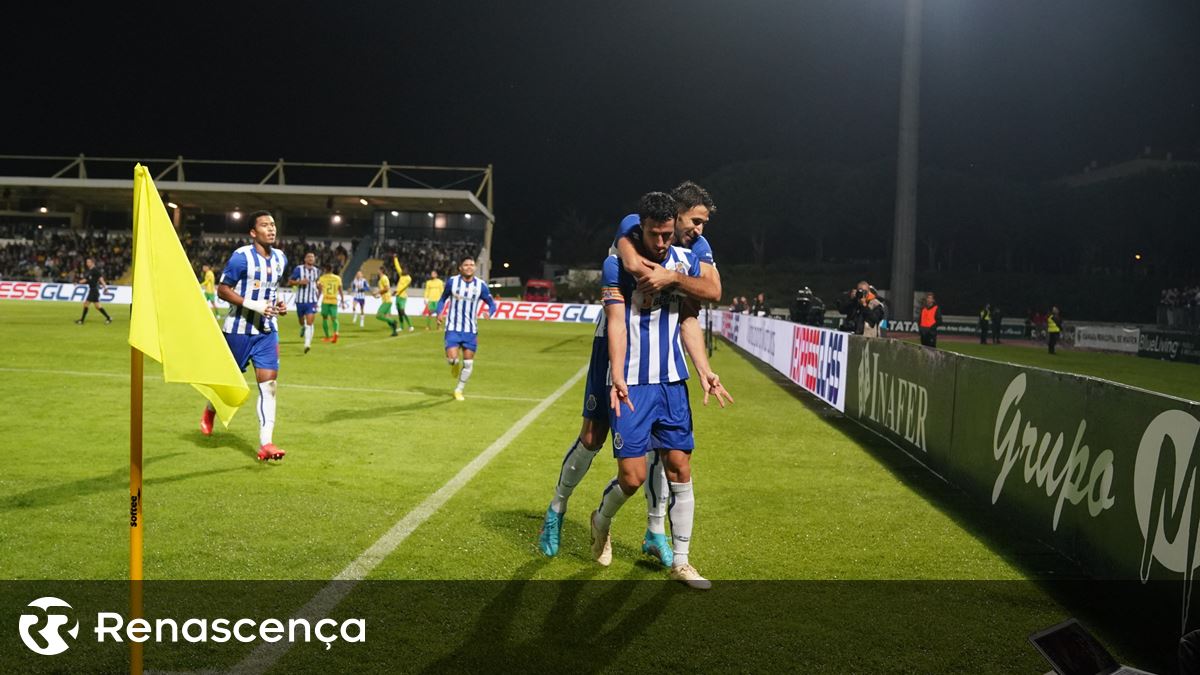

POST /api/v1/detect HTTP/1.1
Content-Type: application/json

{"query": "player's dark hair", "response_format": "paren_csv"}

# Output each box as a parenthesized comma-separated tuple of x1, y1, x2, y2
(671, 181, 716, 215)
(637, 191, 677, 224)
(460, 255, 475, 266)
(247, 210, 273, 229)
(323, 263, 334, 272)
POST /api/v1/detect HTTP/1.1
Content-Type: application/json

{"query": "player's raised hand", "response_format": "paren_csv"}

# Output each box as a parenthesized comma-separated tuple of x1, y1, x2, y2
(636, 260, 677, 295)
(610, 381, 634, 417)
(700, 371, 733, 408)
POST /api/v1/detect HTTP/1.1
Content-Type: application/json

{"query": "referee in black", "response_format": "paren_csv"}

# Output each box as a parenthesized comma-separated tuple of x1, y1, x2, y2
(75, 257, 112, 325)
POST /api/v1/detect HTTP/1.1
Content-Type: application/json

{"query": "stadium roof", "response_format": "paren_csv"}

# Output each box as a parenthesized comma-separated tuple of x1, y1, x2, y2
(0, 155, 494, 221)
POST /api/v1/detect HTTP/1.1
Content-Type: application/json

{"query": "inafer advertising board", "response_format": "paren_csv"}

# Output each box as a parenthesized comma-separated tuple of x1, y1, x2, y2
(712, 310, 847, 412)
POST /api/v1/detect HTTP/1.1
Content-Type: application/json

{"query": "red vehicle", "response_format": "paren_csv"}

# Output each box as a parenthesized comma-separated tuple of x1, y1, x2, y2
(523, 279, 556, 302)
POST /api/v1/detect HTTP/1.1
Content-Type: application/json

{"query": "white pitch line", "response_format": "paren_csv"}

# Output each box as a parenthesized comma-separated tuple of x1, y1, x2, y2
(0, 367, 542, 402)
(229, 364, 587, 675)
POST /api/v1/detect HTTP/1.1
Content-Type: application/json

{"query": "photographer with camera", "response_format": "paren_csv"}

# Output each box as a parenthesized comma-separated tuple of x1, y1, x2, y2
(837, 281, 884, 337)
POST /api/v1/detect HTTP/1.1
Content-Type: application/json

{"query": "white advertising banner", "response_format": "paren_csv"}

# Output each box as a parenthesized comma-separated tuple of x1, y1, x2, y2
(1075, 325, 1140, 354)
(711, 310, 848, 412)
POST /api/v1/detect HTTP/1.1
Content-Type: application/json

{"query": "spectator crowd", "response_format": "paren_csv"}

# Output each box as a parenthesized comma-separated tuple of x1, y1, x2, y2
(382, 238, 480, 286)
(1, 230, 480, 289)
(0, 233, 131, 282)
(1161, 286, 1200, 308)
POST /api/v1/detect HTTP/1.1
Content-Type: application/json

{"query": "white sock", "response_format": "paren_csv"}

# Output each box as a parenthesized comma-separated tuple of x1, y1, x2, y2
(668, 480, 695, 567)
(304, 324, 313, 348)
(644, 451, 668, 534)
(257, 380, 277, 446)
(550, 436, 600, 514)
(455, 358, 474, 392)
(595, 477, 630, 530)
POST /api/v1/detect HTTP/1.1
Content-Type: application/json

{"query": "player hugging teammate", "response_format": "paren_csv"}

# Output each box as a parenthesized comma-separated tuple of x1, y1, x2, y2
(539, 182, 732, 589)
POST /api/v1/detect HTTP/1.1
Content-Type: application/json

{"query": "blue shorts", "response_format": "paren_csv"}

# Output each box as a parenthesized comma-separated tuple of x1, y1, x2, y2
(223, 331, 280, 372)
(582, 336, 609, 421)
(445, 330, 478, 353)
(296, 302, 317, 317)
(354, 298, 365, 307)
(609, 382, 694, 458)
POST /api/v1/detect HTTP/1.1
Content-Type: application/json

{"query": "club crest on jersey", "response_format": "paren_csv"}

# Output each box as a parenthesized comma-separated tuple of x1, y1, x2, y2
(252, 280, 262, 289)
(613, 433, 624, 450)
(666, 260, 689, 274)
(586, 394, 597, 411)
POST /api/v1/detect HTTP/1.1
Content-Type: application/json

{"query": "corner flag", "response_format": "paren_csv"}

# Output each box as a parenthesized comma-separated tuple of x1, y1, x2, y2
(128, 164, 249, 423)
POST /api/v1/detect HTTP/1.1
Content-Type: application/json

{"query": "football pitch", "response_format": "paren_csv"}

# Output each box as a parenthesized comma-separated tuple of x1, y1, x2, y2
(0, 300, 1173, 671)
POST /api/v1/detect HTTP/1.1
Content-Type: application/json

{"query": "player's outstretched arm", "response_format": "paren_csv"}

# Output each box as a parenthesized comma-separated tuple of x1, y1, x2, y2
(434, 283, 452, 317)
(679, 305, 733, 408)
(604, 301, 633, 417)
(479, 283, 498, 317)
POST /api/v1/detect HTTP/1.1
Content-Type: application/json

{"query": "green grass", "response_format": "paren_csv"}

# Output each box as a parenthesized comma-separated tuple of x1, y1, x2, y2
(0, 300, 1170, 672)
(928, 340, 1200, 402)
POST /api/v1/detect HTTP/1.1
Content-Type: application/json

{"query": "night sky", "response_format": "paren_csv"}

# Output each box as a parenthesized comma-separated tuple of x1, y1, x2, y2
(2, 0, 1197, 274)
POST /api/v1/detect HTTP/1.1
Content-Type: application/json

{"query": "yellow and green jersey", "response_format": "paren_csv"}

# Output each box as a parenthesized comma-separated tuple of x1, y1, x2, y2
(378, 275, 393, 303)
(396, 274, 412, 296)
(201, 269, 215, 294)
(318, 273, 342, 304)
(424, 278, 444, 302)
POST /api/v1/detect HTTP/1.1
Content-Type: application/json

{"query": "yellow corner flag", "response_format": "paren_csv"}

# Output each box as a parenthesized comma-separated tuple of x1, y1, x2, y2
(128, 164, 249, 424)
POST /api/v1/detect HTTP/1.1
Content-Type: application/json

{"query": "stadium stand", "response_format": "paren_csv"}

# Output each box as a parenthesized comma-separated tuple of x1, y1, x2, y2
(1, 228, 482, 288)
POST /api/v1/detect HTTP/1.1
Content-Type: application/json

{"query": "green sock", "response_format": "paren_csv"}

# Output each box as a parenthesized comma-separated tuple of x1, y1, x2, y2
(333, 317, 340, 334)
(322, 317, 330, 338)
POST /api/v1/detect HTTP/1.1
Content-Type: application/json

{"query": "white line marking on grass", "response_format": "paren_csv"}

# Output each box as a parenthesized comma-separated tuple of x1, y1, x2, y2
(228, 364, 587, 675)
(0, 367, 542, 402)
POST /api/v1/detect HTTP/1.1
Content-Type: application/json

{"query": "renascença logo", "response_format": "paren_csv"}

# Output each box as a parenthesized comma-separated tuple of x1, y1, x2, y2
(19, 597, 79, 655)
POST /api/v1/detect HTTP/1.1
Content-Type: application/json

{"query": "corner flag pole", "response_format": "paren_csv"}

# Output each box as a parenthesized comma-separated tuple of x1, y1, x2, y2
(130, 345, 144, 675)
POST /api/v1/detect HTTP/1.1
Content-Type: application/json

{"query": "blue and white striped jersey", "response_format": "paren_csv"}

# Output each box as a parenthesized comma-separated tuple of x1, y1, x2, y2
(290, 264, 320, 304)
(220, 245, 288, 335)
(351, 278, 370, 300)
(436, 275, 497, 334)
(600, 247, 701, 385)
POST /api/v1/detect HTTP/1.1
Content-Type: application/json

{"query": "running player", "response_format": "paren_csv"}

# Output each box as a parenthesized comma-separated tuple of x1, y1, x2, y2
(75, 258, 112, 324)
(289, 252, 320, 353)
(200, 264, 219, 316)
(317, 263, 345, 344)
(374, 264, 399, 335)
(435, 256, 497, 401)
(539, 181, 722, 560)
(588, 191, 731, 588)
(199, 210, 289, 461)
(350, 271, 370, 327)
(392, 256, 415, 332)
(423, 270, 444, 330)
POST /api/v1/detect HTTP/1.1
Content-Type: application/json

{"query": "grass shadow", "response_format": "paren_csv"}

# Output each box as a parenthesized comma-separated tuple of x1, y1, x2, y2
(322, 397, 452, 423)
(720, 340, 1178, 671)
(1, 452, 251, 510)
